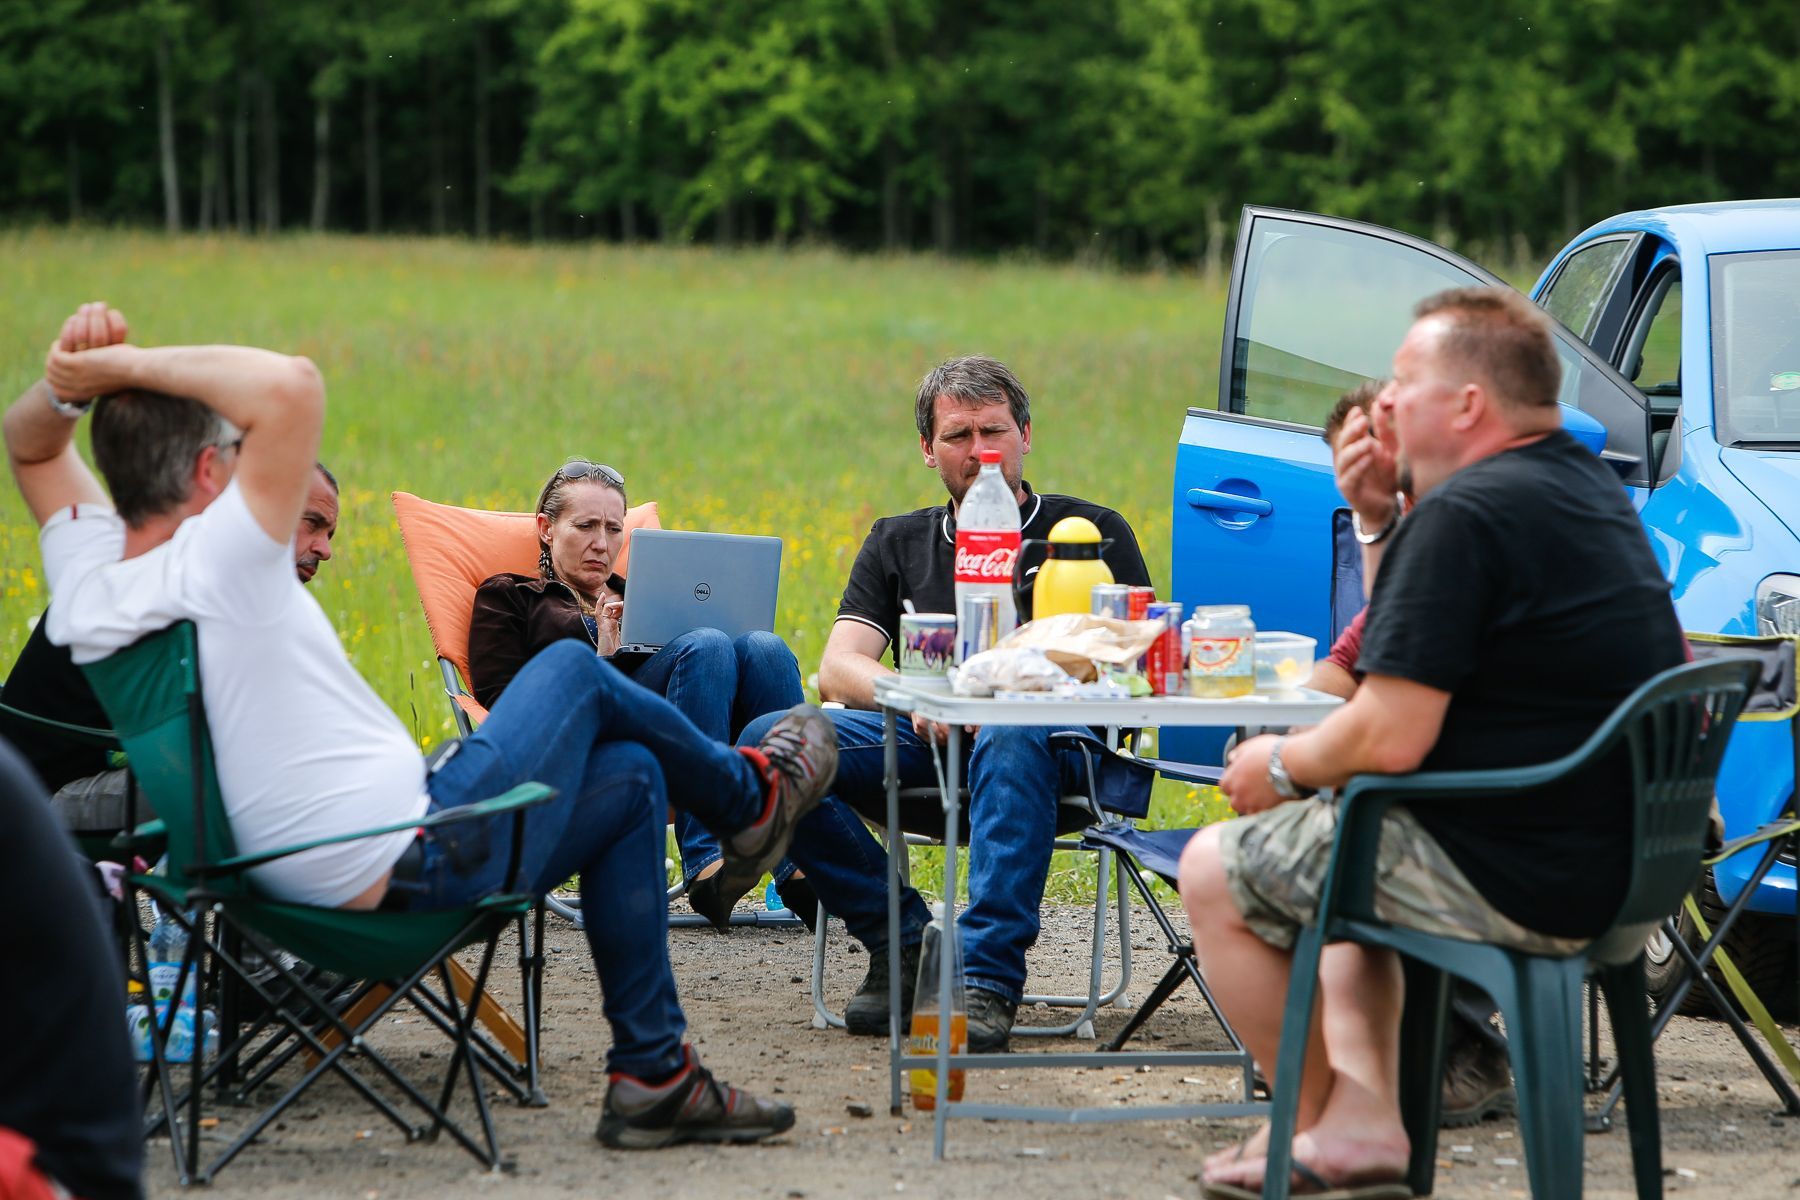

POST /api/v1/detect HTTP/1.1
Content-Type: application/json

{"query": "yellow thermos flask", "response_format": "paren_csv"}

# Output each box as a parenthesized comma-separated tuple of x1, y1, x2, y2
(1019, 516, 1114, 619)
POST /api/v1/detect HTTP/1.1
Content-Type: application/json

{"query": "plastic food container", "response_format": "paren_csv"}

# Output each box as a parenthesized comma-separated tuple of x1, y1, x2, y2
(1252, 632, 1317, 692)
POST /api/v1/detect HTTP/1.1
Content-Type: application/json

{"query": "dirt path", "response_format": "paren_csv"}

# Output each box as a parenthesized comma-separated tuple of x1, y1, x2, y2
(143, 905, 1800, 1199)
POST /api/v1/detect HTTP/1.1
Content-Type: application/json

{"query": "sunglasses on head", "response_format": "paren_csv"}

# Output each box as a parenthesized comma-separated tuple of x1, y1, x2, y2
(557, 459, 625, 488)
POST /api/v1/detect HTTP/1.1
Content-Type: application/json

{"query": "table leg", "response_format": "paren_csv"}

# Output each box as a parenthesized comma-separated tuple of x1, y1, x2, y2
(885, 705, 904, 1117)
(933, 723, 963, 1160)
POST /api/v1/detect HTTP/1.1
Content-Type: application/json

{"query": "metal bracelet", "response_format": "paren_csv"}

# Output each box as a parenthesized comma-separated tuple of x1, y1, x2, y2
(43, 382, 93, 419)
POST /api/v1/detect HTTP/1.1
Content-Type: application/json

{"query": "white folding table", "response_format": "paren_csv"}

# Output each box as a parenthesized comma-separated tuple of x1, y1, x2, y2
(869, 675, 1344, 1159)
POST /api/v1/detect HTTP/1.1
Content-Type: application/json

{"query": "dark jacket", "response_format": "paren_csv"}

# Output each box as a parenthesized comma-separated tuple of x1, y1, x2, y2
(468, 571, 625, 710)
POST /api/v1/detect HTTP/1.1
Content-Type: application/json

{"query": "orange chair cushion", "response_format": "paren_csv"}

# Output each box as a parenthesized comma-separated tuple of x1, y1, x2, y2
(391, 491, 661, 689)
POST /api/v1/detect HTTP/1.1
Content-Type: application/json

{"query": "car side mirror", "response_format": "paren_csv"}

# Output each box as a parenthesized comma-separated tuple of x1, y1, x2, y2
(1560, 403, 1609, 455)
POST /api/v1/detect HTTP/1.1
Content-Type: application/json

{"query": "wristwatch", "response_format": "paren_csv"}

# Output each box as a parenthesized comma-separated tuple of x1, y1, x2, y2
(1267, 736, 1317, 801)
(42, 381, 93, 419)
(1351, 491, 1405, 545)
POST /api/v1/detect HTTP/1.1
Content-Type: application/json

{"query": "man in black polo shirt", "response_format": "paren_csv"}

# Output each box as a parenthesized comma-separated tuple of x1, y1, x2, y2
(1181, 288, 1686, 1196)
(0, 463, 340, 829)
(775, 355, 1151, 1050)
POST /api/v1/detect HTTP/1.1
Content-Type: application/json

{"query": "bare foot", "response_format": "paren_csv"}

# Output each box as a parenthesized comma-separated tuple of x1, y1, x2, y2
(1203, 1121, 1268, 1174)
(1203, 1126, 1408, 1192)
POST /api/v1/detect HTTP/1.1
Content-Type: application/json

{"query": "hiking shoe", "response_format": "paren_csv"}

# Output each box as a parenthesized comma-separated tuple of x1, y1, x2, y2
(844, 941, 923, 1036)
(966, 987, 1018, 1053)
(596, 1046, 794, 1149)
(716, 705, 838, 918)
(1440, 1036, 1514, 1127)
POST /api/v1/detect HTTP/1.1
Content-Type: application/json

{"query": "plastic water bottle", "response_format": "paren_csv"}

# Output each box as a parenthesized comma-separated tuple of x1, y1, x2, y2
(953, 449, 1022, 656)
(764, 878, 785, 913)
(126, 1003, 155, 1063)
(147, 911, 197, 1010)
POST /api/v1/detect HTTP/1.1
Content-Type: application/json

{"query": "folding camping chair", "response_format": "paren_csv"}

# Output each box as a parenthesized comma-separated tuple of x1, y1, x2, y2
(80, 621, 555, 1183)
(1588, 632, 1800, 1127)
(1253, 657, 1755, 1200)
(390, 490, 797, 933)
(808, 730, 1143, 1041)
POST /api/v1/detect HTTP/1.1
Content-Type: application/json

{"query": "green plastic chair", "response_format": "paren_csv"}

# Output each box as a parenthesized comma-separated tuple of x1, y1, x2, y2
(1257, 656, 1758, 1200)
(78, 621, 554, 1184)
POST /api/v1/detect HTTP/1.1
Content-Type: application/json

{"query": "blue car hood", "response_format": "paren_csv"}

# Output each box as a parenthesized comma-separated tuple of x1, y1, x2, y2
(1721, 447, 1800, 542)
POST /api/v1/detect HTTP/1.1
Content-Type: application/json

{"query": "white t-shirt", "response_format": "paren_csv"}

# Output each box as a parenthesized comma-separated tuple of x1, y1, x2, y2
(41, 482, 429, 906)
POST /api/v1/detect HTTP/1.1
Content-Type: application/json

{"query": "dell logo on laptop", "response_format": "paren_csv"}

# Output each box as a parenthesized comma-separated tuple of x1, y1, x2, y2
(694, 582, 712, 602)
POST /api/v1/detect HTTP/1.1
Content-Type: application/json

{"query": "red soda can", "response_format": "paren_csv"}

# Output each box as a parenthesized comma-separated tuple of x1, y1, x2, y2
(1126, 586, 1155, 622)
(1145, 602, 1183, 695)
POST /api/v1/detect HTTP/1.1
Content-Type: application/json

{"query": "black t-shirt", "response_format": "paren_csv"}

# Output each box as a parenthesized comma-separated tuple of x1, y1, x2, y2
(0, 611, 111, 793)
(0, 736, 144, 1200)
(837, 482, 1153, 661)
(1357, 430, 1686, 939)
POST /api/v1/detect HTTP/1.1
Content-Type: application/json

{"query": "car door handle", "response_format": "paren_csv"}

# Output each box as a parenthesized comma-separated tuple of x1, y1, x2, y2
(1186, 488, 1273, 517)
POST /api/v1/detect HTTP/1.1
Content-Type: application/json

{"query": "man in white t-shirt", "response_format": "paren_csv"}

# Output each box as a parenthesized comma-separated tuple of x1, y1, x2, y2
(7, 302, 838, 1150)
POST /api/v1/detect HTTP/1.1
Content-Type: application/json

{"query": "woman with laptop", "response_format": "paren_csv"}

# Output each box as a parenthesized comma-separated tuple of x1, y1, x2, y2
(467, 458, 815, 930)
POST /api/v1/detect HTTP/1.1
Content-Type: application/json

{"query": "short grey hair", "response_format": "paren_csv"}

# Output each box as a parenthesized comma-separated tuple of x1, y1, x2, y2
(913, 355, 1032, 440)
(90, 391, 238, 525)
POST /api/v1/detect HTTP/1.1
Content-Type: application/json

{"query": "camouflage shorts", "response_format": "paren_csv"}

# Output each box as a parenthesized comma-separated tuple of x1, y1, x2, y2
(1217, 797, 1588, 956)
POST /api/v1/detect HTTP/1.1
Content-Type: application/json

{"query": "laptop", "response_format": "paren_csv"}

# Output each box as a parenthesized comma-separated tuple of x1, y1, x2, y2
(612, 529, 783, 657)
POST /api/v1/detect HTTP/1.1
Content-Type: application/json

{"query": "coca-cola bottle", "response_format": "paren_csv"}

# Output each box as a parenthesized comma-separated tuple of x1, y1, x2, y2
(953, 449, 1022, 658)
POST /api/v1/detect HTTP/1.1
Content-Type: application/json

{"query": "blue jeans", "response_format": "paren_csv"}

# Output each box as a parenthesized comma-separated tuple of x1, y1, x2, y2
(623, 629, 803, 881)
(402, 640, 767, 1081)
(739, 709, 1081, 1001)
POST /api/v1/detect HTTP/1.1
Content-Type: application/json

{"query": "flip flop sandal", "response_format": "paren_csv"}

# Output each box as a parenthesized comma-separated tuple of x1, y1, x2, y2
(1201, 1158, 1413, 1200)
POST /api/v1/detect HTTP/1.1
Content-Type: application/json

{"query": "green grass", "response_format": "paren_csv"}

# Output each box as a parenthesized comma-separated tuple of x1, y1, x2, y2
(0, 228, 1232, 900)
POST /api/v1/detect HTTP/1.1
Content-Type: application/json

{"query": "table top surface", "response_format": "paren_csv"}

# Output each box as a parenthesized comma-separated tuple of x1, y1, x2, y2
(872, 674, 1343, 727)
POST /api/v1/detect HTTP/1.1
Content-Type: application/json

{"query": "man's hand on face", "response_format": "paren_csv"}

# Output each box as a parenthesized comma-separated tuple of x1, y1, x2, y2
(1219, 733, 1284, 816)
(1333, 405, 1400, 527)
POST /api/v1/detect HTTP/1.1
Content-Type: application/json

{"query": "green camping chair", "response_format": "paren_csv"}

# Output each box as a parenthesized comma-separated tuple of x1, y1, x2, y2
(1255, 656, 1757, 1200)
(79, 621, 554, 1184)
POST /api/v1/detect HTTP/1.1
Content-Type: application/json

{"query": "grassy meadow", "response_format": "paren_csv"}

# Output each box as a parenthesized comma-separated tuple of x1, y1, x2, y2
(0, 228, 1234, 897)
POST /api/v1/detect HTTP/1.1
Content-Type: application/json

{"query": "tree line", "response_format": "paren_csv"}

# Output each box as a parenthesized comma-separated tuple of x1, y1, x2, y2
(3, 0, 1795, 266)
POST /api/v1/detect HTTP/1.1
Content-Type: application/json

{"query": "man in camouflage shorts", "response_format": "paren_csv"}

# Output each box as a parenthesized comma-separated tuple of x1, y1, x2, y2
(1181, 286, 1687, 1198)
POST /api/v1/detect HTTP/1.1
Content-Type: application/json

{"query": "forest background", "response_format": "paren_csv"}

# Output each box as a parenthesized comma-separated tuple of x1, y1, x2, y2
(0, 0, 1787, 892)
(4, 0, 1797, 263)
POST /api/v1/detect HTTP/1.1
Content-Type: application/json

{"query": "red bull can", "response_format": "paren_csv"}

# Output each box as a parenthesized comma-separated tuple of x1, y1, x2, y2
(1145, 601, 1184, 695)
(957, 593, 999, 664)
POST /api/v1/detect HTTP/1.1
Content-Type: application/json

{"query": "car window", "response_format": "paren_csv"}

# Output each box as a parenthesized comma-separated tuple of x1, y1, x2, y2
(1554, 338, 1650, 476)
(1541, 238, 1631, 342)
(1622, 270, 1682, 411)
(1232, 219, 1482, 425)
(1713, 250, 1800, 447)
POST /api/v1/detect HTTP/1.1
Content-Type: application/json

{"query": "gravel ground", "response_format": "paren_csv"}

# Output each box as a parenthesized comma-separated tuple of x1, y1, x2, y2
(143, 902, 1800, 1199)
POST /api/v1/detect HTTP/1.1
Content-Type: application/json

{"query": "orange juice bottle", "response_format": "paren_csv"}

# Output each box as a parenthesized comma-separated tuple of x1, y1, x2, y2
(908, 916, 967, 1110)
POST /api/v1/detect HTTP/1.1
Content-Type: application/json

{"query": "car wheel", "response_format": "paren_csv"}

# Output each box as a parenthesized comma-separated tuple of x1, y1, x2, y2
(1644, 871, 1798, 1021)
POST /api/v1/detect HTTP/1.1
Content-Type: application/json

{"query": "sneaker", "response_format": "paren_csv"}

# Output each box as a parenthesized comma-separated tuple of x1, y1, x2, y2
(715, 705, 838, 918)
(844, 942, 923, 1036)
(1439, 1036, 1514, 1127)
(966, 987, 1018, 1054)
(596, 1046, 795, 1149)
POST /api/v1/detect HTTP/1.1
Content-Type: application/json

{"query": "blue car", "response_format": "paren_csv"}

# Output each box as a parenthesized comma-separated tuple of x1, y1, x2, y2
(1169, 202, 1800, 1009)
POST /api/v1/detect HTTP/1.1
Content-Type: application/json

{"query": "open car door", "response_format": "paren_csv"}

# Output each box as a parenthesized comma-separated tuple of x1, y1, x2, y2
(1164, 207, 1649, 761)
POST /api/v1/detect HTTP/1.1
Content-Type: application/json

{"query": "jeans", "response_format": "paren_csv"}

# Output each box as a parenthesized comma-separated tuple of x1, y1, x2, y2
(399, 640, 767, 1081)
(623, 629, 803, 881)
(740, 708, 1082, 1002)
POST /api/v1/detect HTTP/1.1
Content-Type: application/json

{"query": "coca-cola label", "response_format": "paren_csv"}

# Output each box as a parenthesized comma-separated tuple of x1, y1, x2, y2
(954, 530, 1020, 584)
